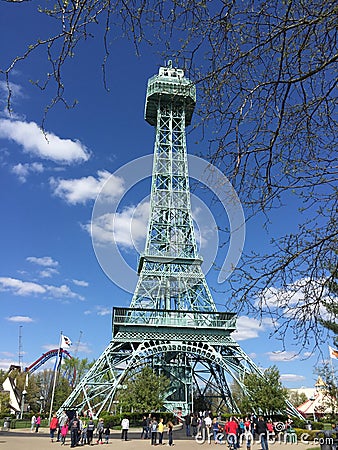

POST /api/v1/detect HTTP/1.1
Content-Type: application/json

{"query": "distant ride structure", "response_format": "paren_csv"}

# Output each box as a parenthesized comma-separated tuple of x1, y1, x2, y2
(2, 348, 75, 416)
(58, 62, 303, 419)
(25, 348, 76, 386)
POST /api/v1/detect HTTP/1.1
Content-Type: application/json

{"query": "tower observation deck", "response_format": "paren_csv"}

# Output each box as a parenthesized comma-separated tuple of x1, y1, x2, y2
(58, 63, 303, 419)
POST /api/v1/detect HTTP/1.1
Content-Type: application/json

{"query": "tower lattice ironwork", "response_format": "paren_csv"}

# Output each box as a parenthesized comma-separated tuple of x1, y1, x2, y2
(58, 63, 302, 419)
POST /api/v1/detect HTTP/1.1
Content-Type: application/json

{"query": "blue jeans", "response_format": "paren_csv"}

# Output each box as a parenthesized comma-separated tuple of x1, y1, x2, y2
(261, 435, 269, 450)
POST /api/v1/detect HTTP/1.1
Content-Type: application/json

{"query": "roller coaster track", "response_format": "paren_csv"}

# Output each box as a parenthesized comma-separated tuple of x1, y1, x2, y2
(24, 349, 76, 386)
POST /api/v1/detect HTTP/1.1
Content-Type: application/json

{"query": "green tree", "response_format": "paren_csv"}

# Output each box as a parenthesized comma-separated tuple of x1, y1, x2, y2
(117, 366, 170, 413)
(0, 370, 10, 415)
(315, 364, 338, 421)
(33, 368, 72, 415)
(241, 366, 288, 416)
(62, 356, 94, 387)
(320, 263, 338, 347)
(288, 391, 308, 409)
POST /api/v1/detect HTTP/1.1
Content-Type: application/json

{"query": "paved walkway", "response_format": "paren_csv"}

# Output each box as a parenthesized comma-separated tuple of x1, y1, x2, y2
(0, 428, 321, 450)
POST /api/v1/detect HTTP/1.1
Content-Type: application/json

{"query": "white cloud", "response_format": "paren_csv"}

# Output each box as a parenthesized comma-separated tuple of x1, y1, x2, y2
(39, 268, 59, 278)
(256, 277, 336, 322)
(266, 351, 300, 362)
(6, 316, 34, 323)
(0, 277, 84, 300)
(0, 118, 90, 163)
(72, 279, 89, 287)
(96, 306, 111, 316)
(280, 373, 306, 383)
(0, 358, 19, 371)
(50, 170, 124, 204)
(257, 277, 331, 309)
(84, 306, 111, 316)
(41, 341, 92, 355)
(0, 80, 24, 98)
(0, 277, 46, 296)
(11, 162, 44, 182)
(0, 351, 15, 358)
(89, 201, 149, 249)
(75, 342, 92, 353)
(232, 315, 275, 341)
(44, 284, 84, 301)
(26, 256, 59, 267)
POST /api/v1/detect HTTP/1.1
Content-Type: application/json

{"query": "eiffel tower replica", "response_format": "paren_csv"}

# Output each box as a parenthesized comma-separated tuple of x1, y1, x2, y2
(59, 62, 301, 418)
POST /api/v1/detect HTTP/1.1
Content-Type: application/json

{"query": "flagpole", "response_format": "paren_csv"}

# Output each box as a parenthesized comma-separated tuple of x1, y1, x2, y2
(49, 331, 62, 423)
(330, 353, 336, 385)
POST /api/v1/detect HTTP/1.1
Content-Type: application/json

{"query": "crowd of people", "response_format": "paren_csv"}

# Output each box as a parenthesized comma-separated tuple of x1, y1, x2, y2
(32, 408, 338, 448)
(182, 411, 294, 448)
(140, 414, 174, 446)
(44, 411, 110, 447)
(26, 407, 338, 448)
(44, 411, 175, 446)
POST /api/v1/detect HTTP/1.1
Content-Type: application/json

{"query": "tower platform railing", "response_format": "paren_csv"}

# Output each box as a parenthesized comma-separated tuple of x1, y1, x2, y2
(112, 306, 236, 336)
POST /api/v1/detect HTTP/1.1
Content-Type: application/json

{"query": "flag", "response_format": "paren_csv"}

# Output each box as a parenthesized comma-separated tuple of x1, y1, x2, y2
(61, 334, 72, 348)
(329, 345, 338, 359)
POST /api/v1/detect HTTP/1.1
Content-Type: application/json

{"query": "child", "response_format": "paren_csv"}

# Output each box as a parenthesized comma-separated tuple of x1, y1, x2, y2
(104, 426, 110, 444)
(61, 423, 69, 446)
(81, 422, 88, 445)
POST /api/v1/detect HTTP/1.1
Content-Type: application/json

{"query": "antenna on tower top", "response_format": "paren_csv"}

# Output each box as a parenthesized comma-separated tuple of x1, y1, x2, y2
(74, 331, 83, 357)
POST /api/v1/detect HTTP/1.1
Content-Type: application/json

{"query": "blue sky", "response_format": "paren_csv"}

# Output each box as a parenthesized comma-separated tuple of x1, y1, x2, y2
(0, 3, 332, 392)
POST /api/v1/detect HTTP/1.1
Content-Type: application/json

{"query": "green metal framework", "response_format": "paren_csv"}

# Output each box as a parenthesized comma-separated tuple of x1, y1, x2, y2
(58, 62, 302, 419)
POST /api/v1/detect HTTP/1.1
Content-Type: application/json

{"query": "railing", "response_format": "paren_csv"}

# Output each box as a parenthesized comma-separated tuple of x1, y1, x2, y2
(147, 75, 196, 101)
(112, 307, 236, 331)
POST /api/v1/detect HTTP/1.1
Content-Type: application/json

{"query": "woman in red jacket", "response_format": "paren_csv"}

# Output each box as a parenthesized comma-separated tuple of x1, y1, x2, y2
(49, 414, 59, 442)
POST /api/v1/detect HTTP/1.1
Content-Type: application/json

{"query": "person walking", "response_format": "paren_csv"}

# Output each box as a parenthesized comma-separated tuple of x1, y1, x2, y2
(97, 418, 105, 444)
(121, 417, 129, 441)
(87, 418, 95, 445)
(225, 416, 239, 449)
(192, 414, 198, 437)
(30, 414, 36, 432)
(167, 420, 174, 446)
(212, 417, 220, 444)
(184, 413, 191, 437)
(80, 419, 88, 446)
(35, 415, 41, 433)
(69, 414, 80, 448)
(244, 417, 253, 450)
(61, 422, 69, 446)
(141, 415, 148, 439)
(158, 418, 164, 445)
(104, 425, 110, 444)
(204, 415, 212, 442)
(150, 417, 158, 445)
(49, 413, 59, 442)
(57, 410, 69, 442)
(146, 414, 152, 439)
(255, 416, 269, 450)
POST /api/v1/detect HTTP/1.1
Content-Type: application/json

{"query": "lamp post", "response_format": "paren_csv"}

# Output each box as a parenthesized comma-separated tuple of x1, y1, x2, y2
(39, 396, 44, 414)
(20, 389, 27, 419)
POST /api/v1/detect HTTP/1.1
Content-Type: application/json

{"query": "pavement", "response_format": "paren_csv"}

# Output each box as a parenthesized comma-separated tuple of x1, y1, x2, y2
(0, 428, 322, 450)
